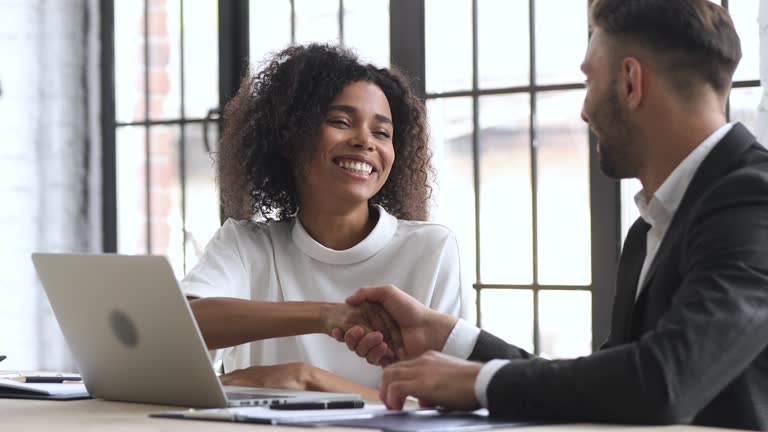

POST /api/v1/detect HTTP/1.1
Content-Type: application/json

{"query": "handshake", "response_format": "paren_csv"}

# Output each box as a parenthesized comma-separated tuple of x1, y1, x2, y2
(215, 285, 483, 410)
(323, 285, 483, 410)
(324, 284, 458, 366)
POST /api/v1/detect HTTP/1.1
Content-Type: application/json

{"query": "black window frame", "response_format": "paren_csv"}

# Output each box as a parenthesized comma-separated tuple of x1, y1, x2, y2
(102, 0, 760, 355)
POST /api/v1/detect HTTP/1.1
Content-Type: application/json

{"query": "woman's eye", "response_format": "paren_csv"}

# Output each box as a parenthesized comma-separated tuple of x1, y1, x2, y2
(374, 130, 391, 139)
(329, 119, 350, 127)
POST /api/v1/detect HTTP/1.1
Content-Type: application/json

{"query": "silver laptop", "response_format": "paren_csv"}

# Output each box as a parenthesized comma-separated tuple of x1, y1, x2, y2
(31, 253, 362, 408)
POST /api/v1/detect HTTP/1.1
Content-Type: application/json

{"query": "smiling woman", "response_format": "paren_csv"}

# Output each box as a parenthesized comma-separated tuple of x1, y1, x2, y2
(180, 44, 470, 400)
(219, 44, 432, 223)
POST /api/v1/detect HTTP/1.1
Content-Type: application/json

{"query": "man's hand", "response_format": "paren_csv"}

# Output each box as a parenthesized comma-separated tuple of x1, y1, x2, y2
(379, 351, 482, 411)
(331, 285, 458, 365)
(220, 363, 313, 390)
(323, 301, 402, 361)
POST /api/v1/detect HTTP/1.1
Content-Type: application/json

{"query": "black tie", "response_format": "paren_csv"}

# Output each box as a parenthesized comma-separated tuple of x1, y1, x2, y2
(611, 217, 651, 343)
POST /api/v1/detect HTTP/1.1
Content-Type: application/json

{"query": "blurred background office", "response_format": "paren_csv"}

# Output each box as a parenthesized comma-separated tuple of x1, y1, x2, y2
(0, 0, 766, 372)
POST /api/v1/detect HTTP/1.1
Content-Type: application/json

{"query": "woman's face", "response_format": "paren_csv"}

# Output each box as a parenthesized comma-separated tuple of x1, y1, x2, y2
(296, 81, 395, 209)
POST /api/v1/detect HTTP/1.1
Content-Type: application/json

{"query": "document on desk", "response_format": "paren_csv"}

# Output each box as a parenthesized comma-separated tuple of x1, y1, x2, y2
(153, 403, 393, 424)
(152, 405, 536, 431)
(0, 380, 90, 400)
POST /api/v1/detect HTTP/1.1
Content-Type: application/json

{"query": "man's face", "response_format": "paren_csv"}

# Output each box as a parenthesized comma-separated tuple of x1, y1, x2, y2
(580, 29, 641, 179)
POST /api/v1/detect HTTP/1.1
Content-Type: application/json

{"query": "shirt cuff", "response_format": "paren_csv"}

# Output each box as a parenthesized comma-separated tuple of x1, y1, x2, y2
(441, 318, 481, 359)
(474, 359, 510, 408)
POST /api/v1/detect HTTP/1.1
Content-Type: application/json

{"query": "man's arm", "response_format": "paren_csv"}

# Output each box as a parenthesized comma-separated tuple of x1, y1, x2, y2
(479, 174, 768, 423)
(469, 330, 537, 363)
(339, 285, 537, 364)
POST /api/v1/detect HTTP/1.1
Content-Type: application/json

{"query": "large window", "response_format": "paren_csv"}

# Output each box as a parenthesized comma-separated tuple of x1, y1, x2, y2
(112, 0, 221, 278)
(248, 0, 390, 67)
(423, 0, 597, 358)
(105, 0, 762, 357)
(107, 0, 391, 279)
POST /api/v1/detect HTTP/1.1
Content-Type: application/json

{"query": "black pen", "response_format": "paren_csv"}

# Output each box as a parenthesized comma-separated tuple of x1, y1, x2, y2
(0, 355, 6, 363)
(271, 400, 364, 410)
(9, 376, 82, 384)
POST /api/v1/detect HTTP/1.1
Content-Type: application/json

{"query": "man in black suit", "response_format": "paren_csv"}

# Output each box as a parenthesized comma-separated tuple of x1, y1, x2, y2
(333, 0, 768, 429)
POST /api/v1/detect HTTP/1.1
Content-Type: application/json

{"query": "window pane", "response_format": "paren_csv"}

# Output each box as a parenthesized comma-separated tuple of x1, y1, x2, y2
(730, 86, 763, 136)
(480, 289, 533, 352)
(183, 124, 221, 274)
(729, 0, 760, 82)
(343, 0, 390, 67)
(428, 97, 477, 285)
(536, 90, 591, 285)
(249, 0, 292, 65)
(114, 1, 145, 123)
(149, 126, 183, 279)
(425, 0, 472, 93)
(477, 0, 529, 89)
(535, 0, 587, 85)
(295, 0, 340, 45)
(478, 94, 532, 284)
(539, 290, 592, 359)
(116, 126, 147, 255)
(149, 0, 182, 120)
(116, 125, 184, 278)
(182, 0, 219, 118)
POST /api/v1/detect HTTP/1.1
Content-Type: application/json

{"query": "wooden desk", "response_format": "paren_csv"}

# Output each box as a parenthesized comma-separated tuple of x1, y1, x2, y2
(0, 398, 737, 431)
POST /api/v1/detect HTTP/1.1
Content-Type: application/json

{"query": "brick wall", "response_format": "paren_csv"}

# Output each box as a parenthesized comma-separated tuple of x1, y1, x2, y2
(0, 0, 98, 371)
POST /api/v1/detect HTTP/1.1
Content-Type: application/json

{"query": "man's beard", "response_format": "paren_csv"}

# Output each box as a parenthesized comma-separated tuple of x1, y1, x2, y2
(593, 91, 637, 180)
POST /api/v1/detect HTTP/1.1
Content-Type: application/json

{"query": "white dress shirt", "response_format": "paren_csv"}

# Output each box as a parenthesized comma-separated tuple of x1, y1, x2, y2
(634, 123, 733, 297)
(443, 123, 733, 408)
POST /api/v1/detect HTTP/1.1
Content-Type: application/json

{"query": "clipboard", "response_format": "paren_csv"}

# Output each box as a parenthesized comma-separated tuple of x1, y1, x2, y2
(0, 379, 90, 401)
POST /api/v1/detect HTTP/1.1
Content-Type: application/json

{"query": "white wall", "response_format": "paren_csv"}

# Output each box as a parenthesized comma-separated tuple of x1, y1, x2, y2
(759, 0, 768, 144)
(0, 0, 99, 371)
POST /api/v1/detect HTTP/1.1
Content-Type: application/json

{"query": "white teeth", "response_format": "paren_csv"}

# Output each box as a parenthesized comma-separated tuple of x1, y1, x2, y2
(337, 160, 373, 175)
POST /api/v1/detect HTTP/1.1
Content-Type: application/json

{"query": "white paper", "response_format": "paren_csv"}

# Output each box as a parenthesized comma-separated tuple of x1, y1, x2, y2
(180, 403, 404, 424)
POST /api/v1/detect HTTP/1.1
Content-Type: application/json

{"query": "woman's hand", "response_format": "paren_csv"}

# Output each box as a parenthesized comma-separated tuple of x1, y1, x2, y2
(220, 363, 313, 390)
(220, 363, 381, 401)
(331, 285, 458, 366)
(324, 302, 403, 361)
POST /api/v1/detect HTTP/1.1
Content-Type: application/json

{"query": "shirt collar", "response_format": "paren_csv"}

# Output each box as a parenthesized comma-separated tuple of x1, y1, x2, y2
(635, 123, 733, 226)
(291, 205, 398, 265)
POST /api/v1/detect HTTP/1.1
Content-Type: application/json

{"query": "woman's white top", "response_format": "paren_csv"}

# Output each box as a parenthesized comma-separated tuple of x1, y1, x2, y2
(180, 205, 470, 388)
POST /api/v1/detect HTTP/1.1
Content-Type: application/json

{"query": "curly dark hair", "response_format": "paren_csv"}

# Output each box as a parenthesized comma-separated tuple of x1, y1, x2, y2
(218, 43, 433, 222)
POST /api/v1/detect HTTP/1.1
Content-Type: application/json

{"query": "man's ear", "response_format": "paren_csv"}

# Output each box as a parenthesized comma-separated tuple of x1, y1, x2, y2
(622, 57, 643, 109)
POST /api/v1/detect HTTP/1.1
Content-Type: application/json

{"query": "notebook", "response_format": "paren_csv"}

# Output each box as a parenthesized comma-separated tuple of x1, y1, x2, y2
(0, 379, 90, 401)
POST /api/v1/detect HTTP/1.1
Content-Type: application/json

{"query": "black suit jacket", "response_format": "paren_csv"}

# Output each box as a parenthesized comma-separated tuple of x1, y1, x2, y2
(469, 123, 768, 430)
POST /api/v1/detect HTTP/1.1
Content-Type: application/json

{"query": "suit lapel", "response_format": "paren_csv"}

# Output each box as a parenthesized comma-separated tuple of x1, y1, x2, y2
(635, 124, 757, 298)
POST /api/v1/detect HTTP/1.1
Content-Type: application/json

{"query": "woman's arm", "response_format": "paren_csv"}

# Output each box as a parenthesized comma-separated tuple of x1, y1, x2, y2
(220, 363, 380, 401)
(190, 297, 398, 351)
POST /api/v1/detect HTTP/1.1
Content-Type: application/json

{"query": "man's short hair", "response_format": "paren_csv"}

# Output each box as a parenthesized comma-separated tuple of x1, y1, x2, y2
(589, 0, 742, 96)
